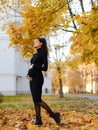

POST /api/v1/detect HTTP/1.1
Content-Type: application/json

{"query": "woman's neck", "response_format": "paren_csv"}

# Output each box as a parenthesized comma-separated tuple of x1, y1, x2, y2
(37, 47, 42, 52)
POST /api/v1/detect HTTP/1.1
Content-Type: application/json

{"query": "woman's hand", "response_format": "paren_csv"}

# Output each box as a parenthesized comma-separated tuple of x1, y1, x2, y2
(29, 64, 34, 69)
(26, 76, 33, 81)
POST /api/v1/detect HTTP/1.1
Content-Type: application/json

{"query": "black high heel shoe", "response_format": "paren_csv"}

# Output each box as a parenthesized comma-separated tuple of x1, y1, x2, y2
(49, 112, 60, 125)
(34, 116, 43, 125)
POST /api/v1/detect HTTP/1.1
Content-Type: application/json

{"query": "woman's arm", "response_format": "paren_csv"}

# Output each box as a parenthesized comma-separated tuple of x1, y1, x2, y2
(26, 64, 34, 79)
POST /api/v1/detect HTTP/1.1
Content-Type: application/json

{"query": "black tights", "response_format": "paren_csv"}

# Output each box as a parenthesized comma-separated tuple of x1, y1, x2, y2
(34, 101, 53, 117)
(34, 103, 41, 117)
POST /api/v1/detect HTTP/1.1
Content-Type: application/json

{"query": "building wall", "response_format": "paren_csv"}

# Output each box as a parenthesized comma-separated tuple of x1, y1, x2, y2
(15, 53, 30, 94)
(0, 30, 52, 95)
(0, 1, 52, 95)
(0, 31, 17, 95)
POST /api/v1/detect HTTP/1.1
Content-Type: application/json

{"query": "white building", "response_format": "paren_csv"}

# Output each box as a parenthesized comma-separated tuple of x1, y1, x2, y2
(0, 29, 52, 95)
(0, 30, 17, 95)
(0, 0, 52, 95)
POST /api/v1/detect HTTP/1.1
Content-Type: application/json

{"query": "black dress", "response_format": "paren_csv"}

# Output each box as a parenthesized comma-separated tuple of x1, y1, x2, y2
(27, 48, 48, 103)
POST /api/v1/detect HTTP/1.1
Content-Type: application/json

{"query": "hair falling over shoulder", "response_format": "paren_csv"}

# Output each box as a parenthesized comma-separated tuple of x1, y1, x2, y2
(37, 38, 48, 57)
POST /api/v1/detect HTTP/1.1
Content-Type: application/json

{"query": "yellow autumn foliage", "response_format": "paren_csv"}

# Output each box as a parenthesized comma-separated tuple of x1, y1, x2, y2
(0, 0, 98, 67)
(70, 5, 98, 66)
(1, 0, 67, 57)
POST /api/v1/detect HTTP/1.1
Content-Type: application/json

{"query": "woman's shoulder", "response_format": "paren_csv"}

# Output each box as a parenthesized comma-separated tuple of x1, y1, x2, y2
(30, 53, 36, 60)
(41, 52, 47, 56)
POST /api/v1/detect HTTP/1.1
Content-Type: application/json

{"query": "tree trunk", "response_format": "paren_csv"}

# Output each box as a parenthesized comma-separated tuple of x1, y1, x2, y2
(91, 69, 94, 93)
(57, 66, 64, 98)
(59, 78, 64, 98)
(82, 66, 87, 93)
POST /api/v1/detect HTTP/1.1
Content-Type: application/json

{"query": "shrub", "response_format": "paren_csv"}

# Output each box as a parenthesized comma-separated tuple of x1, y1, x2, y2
(0, 93, 3, 103)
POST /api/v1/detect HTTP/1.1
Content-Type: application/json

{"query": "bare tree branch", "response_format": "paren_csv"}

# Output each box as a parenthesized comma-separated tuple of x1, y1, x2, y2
(59, 27, 76, 32)
(54, 24, 76, 32)
(79, 0, 85, 12)
(50, 0, 73, 15)
(90, 0, 94, 6)
(55, 24, 76, 29)
(67, 0, 77, 30)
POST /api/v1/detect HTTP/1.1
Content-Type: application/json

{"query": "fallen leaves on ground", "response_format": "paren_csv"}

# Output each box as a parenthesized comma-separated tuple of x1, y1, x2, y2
(1, 95, 98, 130)
(0, 109, 98, 130)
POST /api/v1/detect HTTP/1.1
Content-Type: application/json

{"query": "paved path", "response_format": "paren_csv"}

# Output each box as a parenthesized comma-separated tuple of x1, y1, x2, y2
(65, 94, 98, 100)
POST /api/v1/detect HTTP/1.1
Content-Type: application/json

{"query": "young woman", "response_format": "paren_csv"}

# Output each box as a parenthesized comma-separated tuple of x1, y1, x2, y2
(26, 38, 60, 125)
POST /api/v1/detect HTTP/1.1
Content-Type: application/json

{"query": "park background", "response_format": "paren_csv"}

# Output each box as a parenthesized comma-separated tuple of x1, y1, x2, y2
(0, 0, 98, 130)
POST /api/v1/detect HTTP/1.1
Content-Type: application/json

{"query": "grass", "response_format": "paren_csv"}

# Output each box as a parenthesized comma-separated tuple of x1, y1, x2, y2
(0, 94, 98, 114)
(2, 94, 32, 102)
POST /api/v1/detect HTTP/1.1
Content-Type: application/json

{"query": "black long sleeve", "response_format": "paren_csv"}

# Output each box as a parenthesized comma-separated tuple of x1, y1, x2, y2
(27, 48, 48, 77)
(33, 53, 48, 71)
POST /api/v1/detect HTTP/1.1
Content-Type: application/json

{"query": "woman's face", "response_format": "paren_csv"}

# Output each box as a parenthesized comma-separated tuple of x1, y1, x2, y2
(34, 39, 42, 48)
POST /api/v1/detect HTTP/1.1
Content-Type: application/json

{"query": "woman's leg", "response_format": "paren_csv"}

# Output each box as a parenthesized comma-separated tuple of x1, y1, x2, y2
(34, 103, 42, 125)
(38, 101, 53, 114)
(34, 103, 41, 117)
(37, 101, 60, 124)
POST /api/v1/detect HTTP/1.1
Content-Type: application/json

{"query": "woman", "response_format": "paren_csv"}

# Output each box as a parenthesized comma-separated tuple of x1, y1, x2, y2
(26, 38, 60, 125)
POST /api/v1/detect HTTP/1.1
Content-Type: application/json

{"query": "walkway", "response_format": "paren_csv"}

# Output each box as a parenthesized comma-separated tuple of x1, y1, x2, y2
(65, 94, 98, 100)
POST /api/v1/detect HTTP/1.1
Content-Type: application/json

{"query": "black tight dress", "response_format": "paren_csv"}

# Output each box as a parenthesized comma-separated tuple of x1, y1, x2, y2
(27, 48, 48, 103)
(27, 48, 53, 117)
(27, 48, 61, 125)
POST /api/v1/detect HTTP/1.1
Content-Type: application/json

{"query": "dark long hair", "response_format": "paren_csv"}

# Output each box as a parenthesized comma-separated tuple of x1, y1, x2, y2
(37, 38, 48, 57)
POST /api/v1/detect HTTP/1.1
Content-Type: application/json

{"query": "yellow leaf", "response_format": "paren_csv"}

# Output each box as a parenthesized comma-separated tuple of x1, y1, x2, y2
(27, 122, 36, 130)
(88, 127, 97, 130)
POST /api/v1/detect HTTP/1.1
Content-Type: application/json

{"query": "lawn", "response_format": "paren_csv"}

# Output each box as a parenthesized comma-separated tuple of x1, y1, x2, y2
(0, 94, 98, 130)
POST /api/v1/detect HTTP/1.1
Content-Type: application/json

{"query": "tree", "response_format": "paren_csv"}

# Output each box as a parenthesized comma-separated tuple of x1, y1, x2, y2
(65, 55, 98, 93)
(70, 4, 98, 66)
(66, 68, 83, 93)
(0, 0, 69, 57)
(50, 44, 67, 97)
(0, 0, 98, 67)
(64, 54, 85, 93)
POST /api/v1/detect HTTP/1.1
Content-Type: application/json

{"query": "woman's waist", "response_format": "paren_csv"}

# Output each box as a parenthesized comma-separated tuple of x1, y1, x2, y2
(33, 72, 43, 80)
(33, 69, 42, 73)
(33, 69, 43, 75)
